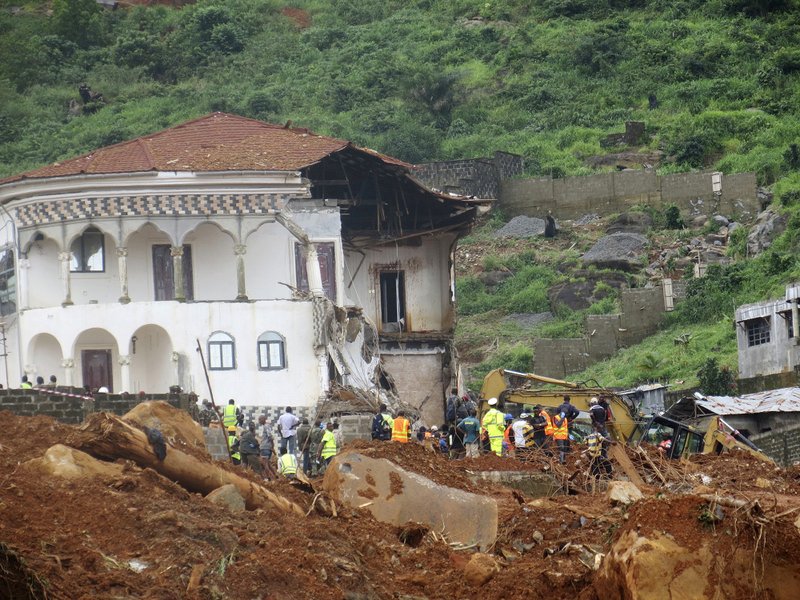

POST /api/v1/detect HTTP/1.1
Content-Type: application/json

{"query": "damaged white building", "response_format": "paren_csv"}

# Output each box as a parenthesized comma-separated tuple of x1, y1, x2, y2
(0, 113, 477, 424)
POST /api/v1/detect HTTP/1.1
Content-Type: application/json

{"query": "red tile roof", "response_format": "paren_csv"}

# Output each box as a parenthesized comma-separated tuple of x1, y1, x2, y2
(1, 113, 410, 184)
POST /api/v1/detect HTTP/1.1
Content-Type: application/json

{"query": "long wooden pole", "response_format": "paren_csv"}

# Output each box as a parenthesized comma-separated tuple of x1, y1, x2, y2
(196, 338, 232, 459)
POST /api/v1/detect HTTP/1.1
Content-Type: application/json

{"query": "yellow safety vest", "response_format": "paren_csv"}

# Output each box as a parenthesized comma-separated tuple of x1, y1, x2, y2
(321, 430, 337, 458)
(391, 417, 410, 443)
(227, 434, 240, 461)
(482, 408, 505, 438)
(553, 415, 568, 441)
(541, 411, 554, 437)
(278, 453, 298, 476)
(223, 404, 238, 427)
(587, 433, 603, 458)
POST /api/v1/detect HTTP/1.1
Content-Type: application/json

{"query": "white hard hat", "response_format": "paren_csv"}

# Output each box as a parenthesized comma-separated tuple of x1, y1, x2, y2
(430, 425, 438, 432)
(520, 413, 529, 418)
(590, 397, 599, 405)
(487, 398, 498, 406)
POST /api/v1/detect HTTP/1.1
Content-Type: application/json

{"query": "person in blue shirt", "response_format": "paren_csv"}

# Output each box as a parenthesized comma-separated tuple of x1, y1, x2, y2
(456, 409, 481, 458)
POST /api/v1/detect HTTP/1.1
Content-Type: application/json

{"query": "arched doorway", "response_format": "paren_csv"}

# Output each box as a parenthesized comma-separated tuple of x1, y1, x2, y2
(26, 334, 63, 384)
(129, 324, 173, 394)
(74, 328, 118, 392)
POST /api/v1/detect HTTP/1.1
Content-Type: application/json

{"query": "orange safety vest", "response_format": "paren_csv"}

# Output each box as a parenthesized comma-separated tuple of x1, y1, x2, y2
(391, 417, 410, 443)
(553, 414, 568, 441)
(541, 410, 554, 437)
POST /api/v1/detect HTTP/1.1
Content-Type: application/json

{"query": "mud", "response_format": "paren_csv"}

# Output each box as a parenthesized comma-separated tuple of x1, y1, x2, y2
(1, 411, 799, 599)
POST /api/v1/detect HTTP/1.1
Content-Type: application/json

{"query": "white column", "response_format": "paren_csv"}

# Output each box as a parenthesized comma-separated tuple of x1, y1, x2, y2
(171, 351, 180, 389)
(18, 258, 30, 310)
(118, 354, 131, 393)
(61, 358, 75, 387)
(58, 252, 73, 306)
(793, 300, 800, 340)
(305, 244, 324, 297)
(234, 244, 248, 301)
(171, 246, 185, 301)
(117, 247, 130, 304)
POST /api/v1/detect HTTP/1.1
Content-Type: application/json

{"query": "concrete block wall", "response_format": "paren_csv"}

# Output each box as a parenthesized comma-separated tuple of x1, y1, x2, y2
(415, 152, 524, 199)
(500, 171, 759, 221)
(619, 287, 666, 344)
(0, 387, 186, 424)
(751, 423, 800, 466)
(586, 314, 622, 361)
(533, 338, 590, 379)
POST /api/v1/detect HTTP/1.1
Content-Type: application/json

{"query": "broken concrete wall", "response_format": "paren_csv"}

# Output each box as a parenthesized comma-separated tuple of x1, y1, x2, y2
(381, 348, 448, 427)
(618, 287, 665, 346)
(533, 338, 589, 380)
(414, 151, 523, 199)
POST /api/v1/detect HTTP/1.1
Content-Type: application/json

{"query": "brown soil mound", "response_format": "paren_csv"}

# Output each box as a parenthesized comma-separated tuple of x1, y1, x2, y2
(1, 412, 799, 599)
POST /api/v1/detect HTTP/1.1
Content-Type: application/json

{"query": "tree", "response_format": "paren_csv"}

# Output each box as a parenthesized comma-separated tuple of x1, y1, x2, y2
(697, 358, 737, 396)
(51, 0, 104, 49)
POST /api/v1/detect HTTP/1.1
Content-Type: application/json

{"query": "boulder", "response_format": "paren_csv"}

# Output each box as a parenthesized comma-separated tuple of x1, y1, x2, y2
(478, 270, 513, 287)
(605, 212, 653, 235)
(606, 481, 643, 506)
(690, 214, 708, 229)
(124, 401, 207, 452)
(494, 216, 548, 238)
(205, 484, 246, 513)
(547, 270, 627, 311)
(747, 209, 787, 256)
(463, 553, 500, 587)
(323, 450, 498, 551)
(712, 214, 729, 227)
(23, 444, 125, 480)
(582, 233, 648, 272)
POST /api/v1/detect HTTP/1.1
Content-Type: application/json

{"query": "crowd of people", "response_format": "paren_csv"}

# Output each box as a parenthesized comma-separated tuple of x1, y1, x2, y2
(195, 391, 617, 483)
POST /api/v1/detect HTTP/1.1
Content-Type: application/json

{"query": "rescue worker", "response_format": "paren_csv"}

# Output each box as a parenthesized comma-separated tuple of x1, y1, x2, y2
(20, 375, 32, 389)
(589, 397, 609, 438)
(371, 403, 394, 441)
(222, 399, 239, 430)
(227, 425, 241, 466)
(503, 413, 514, 457)
(457, 408, 481, 458)
(553, 410, 569, 464)
(317, 421, 338, 472)
(198, 400, 218, 427)
(238, 421, 262, 475)
(308, 420, 325, 475)
(540, 406, 555, 454)
(278, 447, 298, 479)
(481, 398, 505, 457)
(557, 395, 580, 435)
(391, 410, 411, 443)
(585, 423, 613, 478)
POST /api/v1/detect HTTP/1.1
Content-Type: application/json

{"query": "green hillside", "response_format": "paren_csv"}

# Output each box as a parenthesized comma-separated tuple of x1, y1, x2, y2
(2, 0, 800, 390)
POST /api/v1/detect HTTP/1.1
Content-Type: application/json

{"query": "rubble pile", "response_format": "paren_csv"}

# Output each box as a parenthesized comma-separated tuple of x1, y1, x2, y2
(1, 408, 800, 599)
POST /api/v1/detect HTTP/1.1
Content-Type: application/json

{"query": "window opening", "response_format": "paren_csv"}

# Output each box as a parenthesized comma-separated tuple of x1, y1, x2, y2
(208, 332, 235, 370)
(0, 247, 15, 316)
(257, 332, 286, 370)
(70, 227, 105, 272)
(746, 317, 771, 347)
(380, 270, 405, 331)
(152, 244, 194, 301)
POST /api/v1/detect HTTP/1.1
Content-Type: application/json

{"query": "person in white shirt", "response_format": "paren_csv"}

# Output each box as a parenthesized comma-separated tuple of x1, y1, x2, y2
(277, 406, 300, 455)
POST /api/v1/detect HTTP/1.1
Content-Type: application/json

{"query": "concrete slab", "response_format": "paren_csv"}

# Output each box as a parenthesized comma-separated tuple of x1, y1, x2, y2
(323, 450, 498, 551)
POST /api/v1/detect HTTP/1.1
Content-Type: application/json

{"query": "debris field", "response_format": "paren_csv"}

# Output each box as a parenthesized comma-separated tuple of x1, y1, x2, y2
(1, 406, 800, 600)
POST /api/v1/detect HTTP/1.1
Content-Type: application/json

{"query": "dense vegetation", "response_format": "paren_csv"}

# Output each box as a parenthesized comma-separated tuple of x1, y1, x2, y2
(2, 0, 800, 391)
(2, 0, 800, 183)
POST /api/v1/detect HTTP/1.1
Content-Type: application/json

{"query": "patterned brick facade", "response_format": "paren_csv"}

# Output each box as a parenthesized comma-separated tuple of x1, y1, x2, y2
(15, 193, 291, 227)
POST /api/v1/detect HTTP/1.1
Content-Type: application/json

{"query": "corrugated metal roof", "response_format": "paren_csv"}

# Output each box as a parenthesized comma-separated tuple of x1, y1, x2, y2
(698, 387, 800, 414)
(619, 383, 669, 395)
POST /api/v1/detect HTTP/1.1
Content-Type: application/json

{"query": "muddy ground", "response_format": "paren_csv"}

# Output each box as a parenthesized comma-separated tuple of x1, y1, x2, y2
(1, 410, 799, 599)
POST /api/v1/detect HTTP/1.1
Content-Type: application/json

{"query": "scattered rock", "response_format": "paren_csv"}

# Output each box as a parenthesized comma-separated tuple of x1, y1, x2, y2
(463, 552, 500, 587)
(582, 233, 648, 272)
(606, 481, 643, 506)
(532, 530, 544, 544)
(755, 477, 772, 489)
(728, 222, 741, 234)
(23, 444, 125, 480)
(712, 215, 729, 227)
(547, 270, 627, 310)
(574, 213, 601, 226)
(206, 484, 246, 513)
(494, 216, 549, 238)
(747, 209, 787, 256)
(690, 215, 708, 229)
(478, 270, 512, 287)
(606, 212, 653, 235)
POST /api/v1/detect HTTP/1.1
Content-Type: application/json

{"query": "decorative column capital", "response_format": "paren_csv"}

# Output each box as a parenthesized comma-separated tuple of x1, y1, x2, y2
(57, 251, 72, 262)
(171, 351, 180, 363)
(116, 247, 128, 258)
(18, 258, 30, 269)
(118, 354, 131, 366)
(61, 358, 75, 369)
(234, 244, 247, 256)
(24, 364, 36, 376)
(170, 246, 184, 258)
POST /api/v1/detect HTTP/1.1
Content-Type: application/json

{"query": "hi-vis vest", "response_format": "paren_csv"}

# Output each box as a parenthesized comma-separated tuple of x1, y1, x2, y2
(391, 417, 410, 443)
(223, 404, 238, 427)
(227, 434, 240, 461)
(321, 430, 337, 458)
(553, 415, 568, 441)
(482, 408, 505, 438)
(587, 433, 603, 458)
(541, 410, 554, 437)
(279, 453, 298, 476)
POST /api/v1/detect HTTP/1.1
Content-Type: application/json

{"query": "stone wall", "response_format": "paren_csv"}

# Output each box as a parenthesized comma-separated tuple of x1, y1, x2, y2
(737, 370, 800, 394)
(415, 151, 524, 199)
(500, 171, 759, 221)
(535, 287, 666, 379)
(0, 387, 189, 424)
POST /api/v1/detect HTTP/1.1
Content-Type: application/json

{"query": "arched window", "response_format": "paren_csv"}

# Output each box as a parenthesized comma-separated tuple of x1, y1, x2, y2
(257, 331, 285, 370)
(70, 227, 105, 272)
(208, 331, 236, 370)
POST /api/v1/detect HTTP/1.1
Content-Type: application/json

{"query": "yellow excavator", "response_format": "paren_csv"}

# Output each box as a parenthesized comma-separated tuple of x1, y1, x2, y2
(479, 368, 772, 462)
